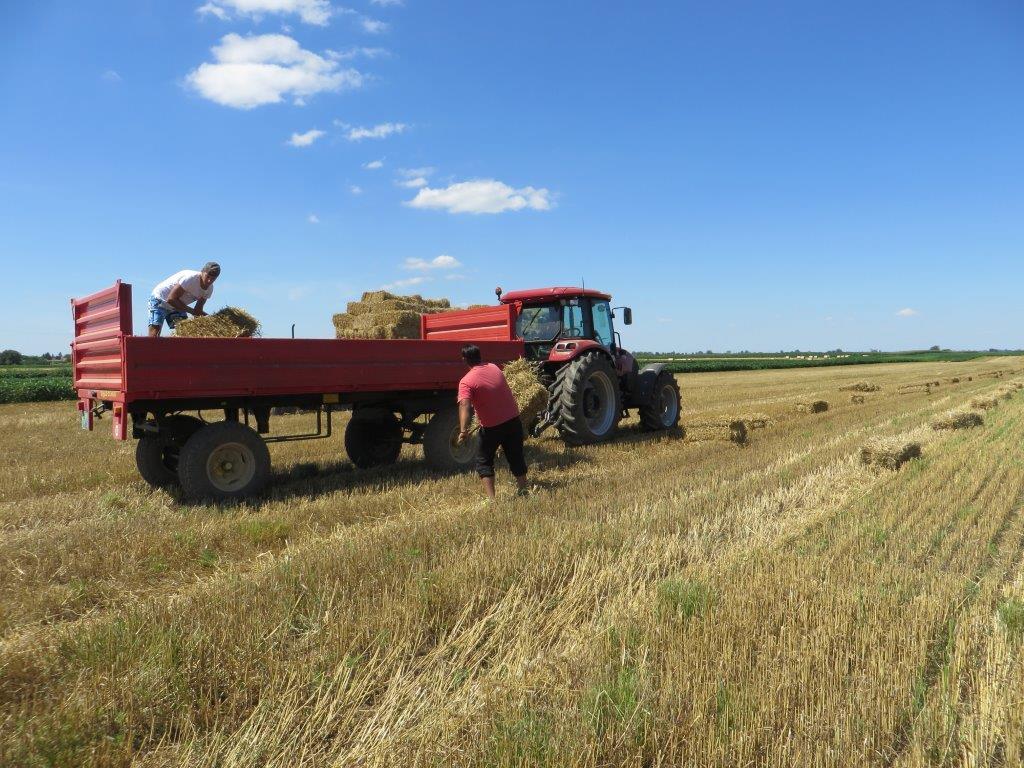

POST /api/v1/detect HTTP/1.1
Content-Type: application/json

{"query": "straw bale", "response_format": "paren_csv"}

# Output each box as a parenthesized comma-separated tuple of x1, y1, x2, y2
(860, 437, 922, 471)
(684, 419, 748, 444)
(930, 409, 983, 430)
(502, 358, 550, 429)
(839, 381, 880, 392)
(850, 394, 866, 404)
(796, 400, 828, 413)
(174, 307, 260, 338)
(334, 291, 452, 339)
(739, 412, 770, 430)
(969, 396, 999, 411)
(945, 377, 961, 384)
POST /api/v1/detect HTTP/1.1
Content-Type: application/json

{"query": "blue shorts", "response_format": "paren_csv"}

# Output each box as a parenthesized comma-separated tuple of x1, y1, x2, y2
(148, 296, 187, 329)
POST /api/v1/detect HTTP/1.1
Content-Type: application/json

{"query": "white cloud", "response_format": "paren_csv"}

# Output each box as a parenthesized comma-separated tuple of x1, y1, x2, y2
(896, 308, 919, 317)
(397, 176, 428, 188)
(406, 179, 553, 215)
(327, 46, 389, 60)
(186, 33, 363, 109)
(370, 0, 403, 6)
(383, 276, 430, 290)
(363, 159, 384, 169)
(350, 185, 363, 195)
(403, 255, 462, 271)
(345, 122, 405, 141)
(198, 0, 333, 26)
(398, 166, 434, 178)
(102, 69, 122, 82)
(307, 213, 320, 223)
(361, 18, 389, 34)
(287, 128, 326, 146)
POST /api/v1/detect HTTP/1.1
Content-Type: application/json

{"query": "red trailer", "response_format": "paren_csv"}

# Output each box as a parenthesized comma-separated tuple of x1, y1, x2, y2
(71, 281, 524, 500)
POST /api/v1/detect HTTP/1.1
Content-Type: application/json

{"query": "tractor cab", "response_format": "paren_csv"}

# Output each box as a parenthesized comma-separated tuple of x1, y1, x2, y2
(498, 286, 632, 363)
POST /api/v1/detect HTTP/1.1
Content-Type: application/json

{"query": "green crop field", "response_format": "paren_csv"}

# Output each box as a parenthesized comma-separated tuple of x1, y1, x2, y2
(0, 366, 74, 404)
(635, 350, 1024, 373)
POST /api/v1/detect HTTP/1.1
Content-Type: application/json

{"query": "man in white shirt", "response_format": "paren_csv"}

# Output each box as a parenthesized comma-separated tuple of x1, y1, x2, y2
(147, 262, 220, 336)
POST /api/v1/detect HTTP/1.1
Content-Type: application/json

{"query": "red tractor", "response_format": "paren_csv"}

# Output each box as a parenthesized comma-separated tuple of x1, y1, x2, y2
(424, 286, 681, 446)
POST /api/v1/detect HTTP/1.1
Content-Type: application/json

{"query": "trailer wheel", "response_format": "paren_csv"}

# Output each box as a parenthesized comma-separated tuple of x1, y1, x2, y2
(178, 422, 271, 501)
(423, 407, 478, 472)
(551, 351, 622, 445)
(135, 415, 203, 487)
(345, 410, 403, 469)
(639, 372, 681, 431)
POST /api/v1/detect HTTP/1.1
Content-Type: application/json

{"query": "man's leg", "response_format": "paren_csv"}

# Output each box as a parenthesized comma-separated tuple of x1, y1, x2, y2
(148, 325, 161, 337)
(481, 476, 496, 499)
(502, 419, 530, 494)
(476, 426, 499, 500)
(147, 299, 164, 337)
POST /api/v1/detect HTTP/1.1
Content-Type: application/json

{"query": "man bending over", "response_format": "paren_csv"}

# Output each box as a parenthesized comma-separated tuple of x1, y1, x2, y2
(147, 262, 220, 336)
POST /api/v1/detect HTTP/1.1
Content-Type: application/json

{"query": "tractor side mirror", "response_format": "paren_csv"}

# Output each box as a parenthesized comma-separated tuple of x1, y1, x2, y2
(622, 307, 633, 325)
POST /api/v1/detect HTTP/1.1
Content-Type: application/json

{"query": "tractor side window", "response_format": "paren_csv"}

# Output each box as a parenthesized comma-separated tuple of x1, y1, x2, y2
(592, 300, 613, 347)
(562, 303, 585, 338)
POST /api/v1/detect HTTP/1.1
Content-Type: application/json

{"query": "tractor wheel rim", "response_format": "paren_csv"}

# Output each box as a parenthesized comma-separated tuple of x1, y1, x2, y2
(659, 384, 679, 426)
(448, 424, 478, 463)
(583, 371, 615, 435)
(206, 442, 256, 492)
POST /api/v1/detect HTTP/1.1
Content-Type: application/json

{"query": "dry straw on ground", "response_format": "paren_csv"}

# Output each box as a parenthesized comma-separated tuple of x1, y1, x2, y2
(931, 409, 984, 430)
(332, 291, 451, 340)
(796, 400, 829, 413)
(970, 395, 1000, 411)
(174, 307, 260, 338)
(839, 381, 880, 392)
(850, 394, 866, 404)
(860, 436, 922, 470)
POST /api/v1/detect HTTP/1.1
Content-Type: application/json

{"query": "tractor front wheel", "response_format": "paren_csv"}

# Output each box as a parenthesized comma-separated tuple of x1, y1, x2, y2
(551, 351, 622, 445)
(639, 371, 681, 431)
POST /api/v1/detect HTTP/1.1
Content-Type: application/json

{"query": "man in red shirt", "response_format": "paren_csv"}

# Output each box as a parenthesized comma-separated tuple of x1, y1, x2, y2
(457, 344, 529, 499)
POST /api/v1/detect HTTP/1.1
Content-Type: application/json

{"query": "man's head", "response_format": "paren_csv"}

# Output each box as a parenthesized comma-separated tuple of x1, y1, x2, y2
(199, 261, 221, 289)
(461, 344, 482, 367)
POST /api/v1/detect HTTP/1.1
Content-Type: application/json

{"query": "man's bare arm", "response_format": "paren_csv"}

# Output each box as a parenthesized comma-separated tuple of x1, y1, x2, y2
(166, 284, 201, 315)
(458, 399, 473, 434)
(194, 298, 207, 317)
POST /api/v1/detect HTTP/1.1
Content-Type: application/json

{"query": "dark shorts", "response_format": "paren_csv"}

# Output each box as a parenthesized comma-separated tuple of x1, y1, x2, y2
(477, 416, 527, 478)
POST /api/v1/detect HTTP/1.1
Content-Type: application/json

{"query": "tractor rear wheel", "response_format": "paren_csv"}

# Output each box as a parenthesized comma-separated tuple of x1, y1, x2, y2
(423, 406, 479, 472)
(178, 421, 271, 501)
(639, 371, 681, 431)
(345, 410, 403, 469)
(551, 351, 622, 445)
(135, 415, 203, 487)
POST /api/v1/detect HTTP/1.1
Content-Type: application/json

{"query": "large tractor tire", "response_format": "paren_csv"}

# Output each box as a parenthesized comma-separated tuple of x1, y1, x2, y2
(345, 410, 403, 469)
(423, 406, 479, 472)
(551, 351, 622, 445)
(135, 414, 204, 487)
(178, 421, 271, 501)
(639, 371, 681, 431)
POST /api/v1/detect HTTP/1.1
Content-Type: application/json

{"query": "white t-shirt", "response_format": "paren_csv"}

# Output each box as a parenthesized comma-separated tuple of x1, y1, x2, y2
(152, 270, 213, 307)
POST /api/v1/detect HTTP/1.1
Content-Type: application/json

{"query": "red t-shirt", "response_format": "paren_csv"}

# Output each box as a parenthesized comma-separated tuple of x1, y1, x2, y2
(457, 363, 520, 427)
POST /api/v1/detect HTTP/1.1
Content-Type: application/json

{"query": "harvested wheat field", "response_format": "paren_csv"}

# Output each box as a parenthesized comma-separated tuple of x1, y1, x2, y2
(3, 358, 1024, 767)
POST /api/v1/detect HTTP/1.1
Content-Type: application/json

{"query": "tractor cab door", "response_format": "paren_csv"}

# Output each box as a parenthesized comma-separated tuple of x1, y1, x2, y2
(590, 299, 615, 351)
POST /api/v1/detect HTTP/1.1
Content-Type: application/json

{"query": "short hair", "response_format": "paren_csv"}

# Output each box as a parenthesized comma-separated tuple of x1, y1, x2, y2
(461, 344, 482, 366)
(202, 261, 221, 277)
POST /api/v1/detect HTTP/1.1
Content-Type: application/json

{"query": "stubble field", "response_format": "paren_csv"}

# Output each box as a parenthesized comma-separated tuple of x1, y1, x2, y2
(2, 358, 1024, 767)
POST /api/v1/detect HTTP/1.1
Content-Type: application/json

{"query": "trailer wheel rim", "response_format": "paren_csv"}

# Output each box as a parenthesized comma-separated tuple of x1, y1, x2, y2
(448, 425, 477, 464)
(582, 370, 616, 435)
(206, 442, 256, 492)
(659, 383, 679, 426)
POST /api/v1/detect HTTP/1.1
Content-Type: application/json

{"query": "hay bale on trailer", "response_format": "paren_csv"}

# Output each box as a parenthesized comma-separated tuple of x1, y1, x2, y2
(839, 381, 880, 392)
(796, 400, 829, 413)
(332, 292, 452, 340)
(174, 307, 260, 338)
(860, 437, 922, 471)
(930, 409, 983, 430)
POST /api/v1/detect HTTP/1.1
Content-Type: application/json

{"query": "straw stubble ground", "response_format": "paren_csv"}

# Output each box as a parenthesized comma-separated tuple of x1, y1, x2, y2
(2, 358, 1024, 766)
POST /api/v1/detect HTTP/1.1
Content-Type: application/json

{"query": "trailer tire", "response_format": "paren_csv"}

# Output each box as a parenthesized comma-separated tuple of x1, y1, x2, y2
(551, 351, 622, 445)
(134, 415, 203, 487)
(423, 407, 479, 472)
(639, 372, 681, 431)
(345, 410, 402, 469)
(178, 422, 271, 501)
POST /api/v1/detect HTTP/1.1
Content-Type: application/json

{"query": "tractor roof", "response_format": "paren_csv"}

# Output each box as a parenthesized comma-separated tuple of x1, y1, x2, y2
(500, 286, 612, 304)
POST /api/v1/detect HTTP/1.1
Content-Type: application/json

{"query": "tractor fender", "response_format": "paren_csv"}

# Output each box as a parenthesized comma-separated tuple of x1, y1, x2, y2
(633, 363, 669, 405)
(546, 339, 611, 365)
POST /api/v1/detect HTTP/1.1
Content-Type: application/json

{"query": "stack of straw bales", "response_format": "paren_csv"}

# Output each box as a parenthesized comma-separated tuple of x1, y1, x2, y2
(839, 381, 880, 392)
(174, 307, 260, 338)
(860, 437, 922, 470)
(502, 358, 550, 430)
(930, 409, 983, 430)
(333, 291, 451, 340)
(796, 400, 829, 413)
(684, 419, 748, 444)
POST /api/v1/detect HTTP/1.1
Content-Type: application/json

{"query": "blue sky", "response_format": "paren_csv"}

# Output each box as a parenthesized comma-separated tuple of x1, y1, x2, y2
(2, 0, 1023, 354)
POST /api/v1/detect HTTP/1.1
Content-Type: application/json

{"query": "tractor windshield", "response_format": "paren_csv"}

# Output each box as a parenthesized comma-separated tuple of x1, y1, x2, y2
(516, 303, 562, 341)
